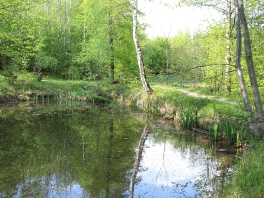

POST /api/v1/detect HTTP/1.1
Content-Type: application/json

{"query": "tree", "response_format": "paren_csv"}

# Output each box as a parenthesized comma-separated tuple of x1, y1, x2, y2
(71, 0, 137, 82)
(108, 3, 115, 84)
(178, 0, 235, 92)
(234, 0, 251, 116)
(225, 0, 233, 93)
(131, 0, 153, 95)
(143, 37, 167, 75)
(238, 0, 264, 118)
(0, 0, 43, 76)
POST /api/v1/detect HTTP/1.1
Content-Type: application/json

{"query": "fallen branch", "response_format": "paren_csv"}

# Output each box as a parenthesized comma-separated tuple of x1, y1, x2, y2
(192, 127, 209, 135)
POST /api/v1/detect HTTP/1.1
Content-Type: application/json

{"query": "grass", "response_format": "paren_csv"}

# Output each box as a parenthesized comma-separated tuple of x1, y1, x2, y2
(223, 141, 264, 198)
(149, 74, 263, 105)
(0, 72, 132, 104)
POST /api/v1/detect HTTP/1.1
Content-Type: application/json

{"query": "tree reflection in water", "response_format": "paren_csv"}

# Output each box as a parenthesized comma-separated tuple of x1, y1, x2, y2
(130, 125, 151, 198)
(128, 119, 237, 198)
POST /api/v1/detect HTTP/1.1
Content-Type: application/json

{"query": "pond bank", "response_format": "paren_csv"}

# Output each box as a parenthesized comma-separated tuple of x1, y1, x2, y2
(0, 80, 252, 144)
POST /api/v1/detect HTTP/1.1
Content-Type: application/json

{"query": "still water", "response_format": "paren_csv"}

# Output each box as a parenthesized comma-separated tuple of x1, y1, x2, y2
(0, 102, 238, 198)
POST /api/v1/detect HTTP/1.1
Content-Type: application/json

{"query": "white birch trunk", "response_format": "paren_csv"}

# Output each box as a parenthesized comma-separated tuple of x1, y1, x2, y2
(131, 0, 153, 95)
(225, 0, 232, 92)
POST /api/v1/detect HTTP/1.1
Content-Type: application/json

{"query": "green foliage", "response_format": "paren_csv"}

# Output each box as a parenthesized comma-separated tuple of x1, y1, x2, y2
(72, 55, 100, 80)
(35, 51, 58, 72)
(68, 66, 81, 80)
(0, 0, 44, 72)
(179, 108, 199, 128)
(207, 122, 219, 140)
(143, 37, 167, 74)
(0, 0, 139, 82)
(224, 122, 248, 144)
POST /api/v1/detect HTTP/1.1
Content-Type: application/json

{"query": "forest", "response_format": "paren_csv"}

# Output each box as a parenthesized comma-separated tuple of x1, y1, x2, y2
(0, 0, 263, 95)
(0, 0, 262, 84)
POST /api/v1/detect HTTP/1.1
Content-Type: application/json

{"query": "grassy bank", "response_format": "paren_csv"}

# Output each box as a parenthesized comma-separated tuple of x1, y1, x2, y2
(0, 72, 252, 143)
(127, 84, 249, 144)
(0, 72, 130, 104)
(223, 140, 264, 198)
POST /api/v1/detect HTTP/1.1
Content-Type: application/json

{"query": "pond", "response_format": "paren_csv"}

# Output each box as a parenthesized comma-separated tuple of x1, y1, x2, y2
(0, 102, 239, 198)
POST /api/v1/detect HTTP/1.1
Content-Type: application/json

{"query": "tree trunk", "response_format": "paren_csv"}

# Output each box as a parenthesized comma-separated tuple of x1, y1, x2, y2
(238, 0, 264, 118)
(234, 0, 252, 116)
(131, 0, 153, 95)
(165, 37, 169, 84)
(108, 10, 115, 84)
(47, 3, 51, 55)
(225, 0, 232, 93)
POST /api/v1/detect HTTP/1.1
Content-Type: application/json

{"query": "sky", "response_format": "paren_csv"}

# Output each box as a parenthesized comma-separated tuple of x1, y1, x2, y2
(138, 0, 223, 38)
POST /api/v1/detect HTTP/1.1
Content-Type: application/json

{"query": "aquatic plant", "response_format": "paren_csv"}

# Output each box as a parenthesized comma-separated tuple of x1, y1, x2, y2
(224, 122, 248, 145)
(179, 107, 199, 128)
(207, 123, 219, 140)
(225, 123, 234, 143)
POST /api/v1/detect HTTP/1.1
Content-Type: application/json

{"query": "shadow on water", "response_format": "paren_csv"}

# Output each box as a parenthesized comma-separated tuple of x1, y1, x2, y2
(0, 102, 241, 198)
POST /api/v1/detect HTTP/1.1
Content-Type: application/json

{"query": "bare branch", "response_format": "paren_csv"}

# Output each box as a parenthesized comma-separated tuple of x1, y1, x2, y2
(205, 70, 236, 80)
(155, 63, 237, 76)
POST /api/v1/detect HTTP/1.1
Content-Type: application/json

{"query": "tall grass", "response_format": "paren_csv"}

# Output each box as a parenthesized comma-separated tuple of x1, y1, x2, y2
(179, 107, 199, 128)
(223, 141, 264, 197)
(224, 122, 248, 145)
(207, 123, 219, 140)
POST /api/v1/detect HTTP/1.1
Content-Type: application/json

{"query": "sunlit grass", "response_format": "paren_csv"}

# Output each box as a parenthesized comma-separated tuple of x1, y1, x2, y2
(149, 74, 248, 104)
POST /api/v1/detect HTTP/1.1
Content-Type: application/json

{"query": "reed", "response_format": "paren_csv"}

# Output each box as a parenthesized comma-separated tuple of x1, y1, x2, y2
(179, 107, 199, 128)
(224, 123, 234, 143)
(207, 123, 219, 140)
(224, 122, 248, 144)
(213, 123, 219, 140)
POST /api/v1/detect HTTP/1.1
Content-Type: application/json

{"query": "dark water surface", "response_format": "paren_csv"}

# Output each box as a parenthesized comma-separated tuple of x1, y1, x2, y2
(0, 102, 238, 198)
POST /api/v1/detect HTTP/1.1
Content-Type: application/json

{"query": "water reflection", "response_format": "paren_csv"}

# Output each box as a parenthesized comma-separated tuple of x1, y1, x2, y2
(130, 126, 150, 198)
(129, 120, 237, 198)
(0, 103, 238, 198)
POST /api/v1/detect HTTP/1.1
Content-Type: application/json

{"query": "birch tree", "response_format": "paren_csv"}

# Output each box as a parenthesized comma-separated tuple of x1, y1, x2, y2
(131, 0, 153, 95)
(225, 0, 233, 93)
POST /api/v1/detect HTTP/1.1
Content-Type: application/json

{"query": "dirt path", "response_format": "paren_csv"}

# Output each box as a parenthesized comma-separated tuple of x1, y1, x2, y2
(153, 85, 238, 105)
